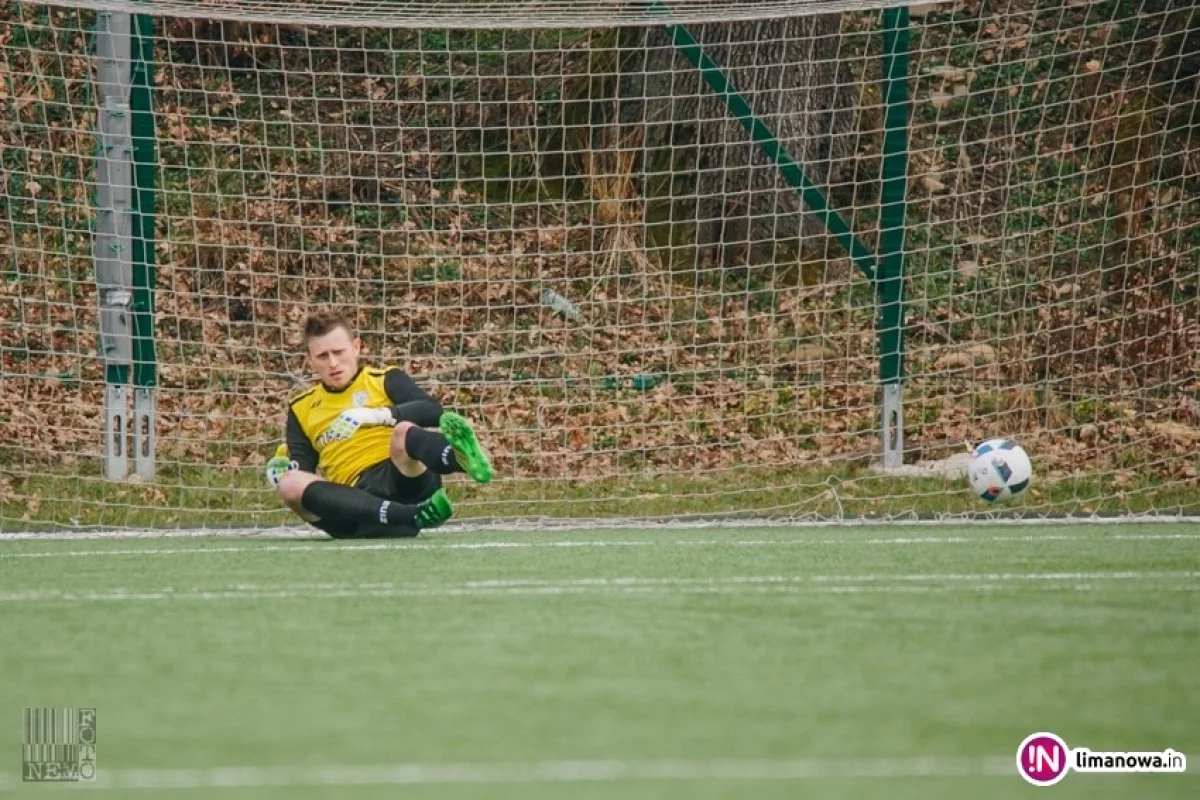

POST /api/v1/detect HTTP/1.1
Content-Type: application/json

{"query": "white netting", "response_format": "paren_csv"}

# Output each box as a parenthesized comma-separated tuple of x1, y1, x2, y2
(1, 0, 1198, 531)
(34, 0, 910, 29)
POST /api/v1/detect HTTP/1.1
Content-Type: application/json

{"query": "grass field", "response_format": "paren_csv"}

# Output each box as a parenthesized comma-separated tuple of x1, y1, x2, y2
(1, 522, 1198, 798)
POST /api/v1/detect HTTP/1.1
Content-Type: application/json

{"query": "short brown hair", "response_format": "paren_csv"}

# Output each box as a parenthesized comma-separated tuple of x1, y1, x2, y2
(303, 310, 356, 343)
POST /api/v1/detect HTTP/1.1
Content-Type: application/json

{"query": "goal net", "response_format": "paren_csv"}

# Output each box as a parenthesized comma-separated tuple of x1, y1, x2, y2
(1, 0, 1197, 531)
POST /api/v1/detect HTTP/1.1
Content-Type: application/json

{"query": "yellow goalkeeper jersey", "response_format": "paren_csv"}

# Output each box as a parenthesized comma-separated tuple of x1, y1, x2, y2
(286, 367, 396, 487)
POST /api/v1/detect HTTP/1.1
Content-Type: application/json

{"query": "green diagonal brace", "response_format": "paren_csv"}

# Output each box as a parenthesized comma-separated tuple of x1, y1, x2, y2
(131, 12, 156, 391)
(656, 9, 878, 282)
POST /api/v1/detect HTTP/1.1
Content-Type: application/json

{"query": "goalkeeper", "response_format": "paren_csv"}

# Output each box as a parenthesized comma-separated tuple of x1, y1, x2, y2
(266, 310, 493, 539)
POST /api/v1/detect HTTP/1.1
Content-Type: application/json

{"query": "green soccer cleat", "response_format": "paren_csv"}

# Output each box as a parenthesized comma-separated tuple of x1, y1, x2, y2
(413, 487, 454, 530)
(439, 411, 493, 484)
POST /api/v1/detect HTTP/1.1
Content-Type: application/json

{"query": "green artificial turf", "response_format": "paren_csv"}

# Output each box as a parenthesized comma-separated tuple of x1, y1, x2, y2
(0, 523, 1197, 798)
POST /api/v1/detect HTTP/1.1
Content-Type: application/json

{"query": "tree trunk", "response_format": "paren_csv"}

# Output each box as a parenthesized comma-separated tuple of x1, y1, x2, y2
(617, 13, 855, 272)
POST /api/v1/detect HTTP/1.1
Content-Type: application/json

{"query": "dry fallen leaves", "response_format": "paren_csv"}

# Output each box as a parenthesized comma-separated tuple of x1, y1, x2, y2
(0, 12, 1195, 501)
(922, 175, 950, 193)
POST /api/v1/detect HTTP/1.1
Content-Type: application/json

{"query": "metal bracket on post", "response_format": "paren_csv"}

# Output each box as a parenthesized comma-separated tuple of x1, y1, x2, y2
(105, 383, 128, 478)
(98, 281, 132, 480)
(98, 285, 133, 480)
(881, 383, 903, 470)
(134, 388, 155, 479)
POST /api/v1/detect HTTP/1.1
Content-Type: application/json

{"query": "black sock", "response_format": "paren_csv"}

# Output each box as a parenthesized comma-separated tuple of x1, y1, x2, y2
(405, 426, 463, 475)
(350, 521, 419, 539)
(301, 481, 417, 527)
(316, 520, 418, 540)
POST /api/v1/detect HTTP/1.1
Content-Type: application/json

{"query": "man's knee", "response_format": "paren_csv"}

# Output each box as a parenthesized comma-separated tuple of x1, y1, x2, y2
(278, 470, 319, 506)
(390, 422, 426, 478)
(391, 421, 415, 454)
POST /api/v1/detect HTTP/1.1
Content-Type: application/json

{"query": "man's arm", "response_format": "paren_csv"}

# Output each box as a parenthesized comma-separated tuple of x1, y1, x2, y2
(383, 368, 443, 427)
(285, 408, 319, 473)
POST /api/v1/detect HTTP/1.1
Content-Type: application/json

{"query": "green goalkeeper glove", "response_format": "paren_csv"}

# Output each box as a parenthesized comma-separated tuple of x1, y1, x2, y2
(265, 444, 295, 489)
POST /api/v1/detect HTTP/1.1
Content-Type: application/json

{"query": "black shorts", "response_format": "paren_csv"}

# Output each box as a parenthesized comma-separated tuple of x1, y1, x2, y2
(354, 459, 442, 504)
(311, 461, 441, 540)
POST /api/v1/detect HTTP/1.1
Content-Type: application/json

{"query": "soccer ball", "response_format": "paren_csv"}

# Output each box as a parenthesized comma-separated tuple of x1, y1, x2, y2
(968, 438, 1033, 503)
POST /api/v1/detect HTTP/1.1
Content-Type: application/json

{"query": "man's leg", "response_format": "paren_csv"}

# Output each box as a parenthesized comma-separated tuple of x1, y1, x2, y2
(351, 458, 442, 540)
(310, 518, 367, 539)
(318, 520, 419, 540)
(389, 423, 433, 479)
(392, 412, 493, 484)
(277, 471, 452, 531)
(275, 470, 324, 523)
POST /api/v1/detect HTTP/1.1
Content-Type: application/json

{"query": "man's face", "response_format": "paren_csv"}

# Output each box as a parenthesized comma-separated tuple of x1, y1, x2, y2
(306, 326, 361, 390)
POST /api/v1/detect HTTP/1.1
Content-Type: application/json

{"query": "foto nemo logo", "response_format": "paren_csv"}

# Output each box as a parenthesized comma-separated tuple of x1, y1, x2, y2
(1018, 732, 1070, 786)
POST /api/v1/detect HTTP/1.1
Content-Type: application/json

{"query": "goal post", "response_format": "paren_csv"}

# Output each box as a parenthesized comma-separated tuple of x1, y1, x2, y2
(96, 0, 918, 481)
(1, 0, 1198, 532)
(878, 6, 910, 471)
(129, 9, 157, 481)
(92, 7, 156, 481)
(656, 1, 912, 470)
(92, 8, 134, 480)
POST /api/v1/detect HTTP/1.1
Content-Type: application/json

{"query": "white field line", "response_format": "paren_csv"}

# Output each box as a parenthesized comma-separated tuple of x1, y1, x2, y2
(0, 571, 1195, 604)
(0, 756, 1021, 790)
(2, 531, 1200, 560)
(4, 514, 1200, 541)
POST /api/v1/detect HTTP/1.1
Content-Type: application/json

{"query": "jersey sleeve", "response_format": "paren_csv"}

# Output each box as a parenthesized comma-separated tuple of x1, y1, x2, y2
(285, 407, 319, 473)
(383, 368, 443, 427)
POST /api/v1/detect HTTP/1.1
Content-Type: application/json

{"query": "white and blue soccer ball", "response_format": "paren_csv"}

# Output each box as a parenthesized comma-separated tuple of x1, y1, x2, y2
(968, 438, 1033, 503)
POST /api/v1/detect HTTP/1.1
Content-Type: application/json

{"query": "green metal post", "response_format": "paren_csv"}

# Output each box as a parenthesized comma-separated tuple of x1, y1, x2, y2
(877, 7, 909, 469)
(130, 13, 157, 478)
